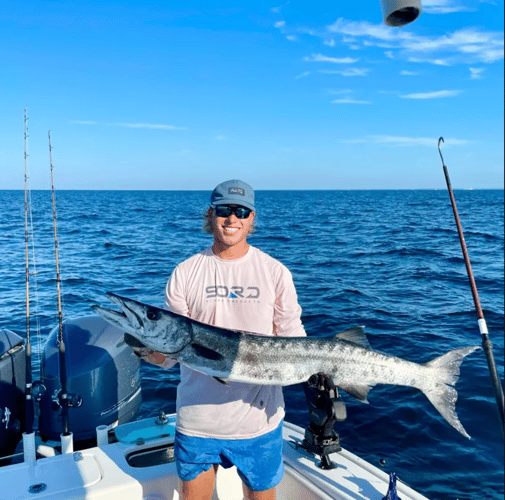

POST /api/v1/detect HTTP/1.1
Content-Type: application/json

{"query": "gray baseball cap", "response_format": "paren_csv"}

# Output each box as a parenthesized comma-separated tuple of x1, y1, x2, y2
(210, 180, 255, 211)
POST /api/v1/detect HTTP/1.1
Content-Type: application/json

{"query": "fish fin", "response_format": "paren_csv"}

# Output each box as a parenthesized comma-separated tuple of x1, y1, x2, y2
(421, 346, 479, 439)
(191, 343, 224, 362)
(335, 327, 370, 349)
(213, 377, 229, 386)
(339, 383, 373, 403)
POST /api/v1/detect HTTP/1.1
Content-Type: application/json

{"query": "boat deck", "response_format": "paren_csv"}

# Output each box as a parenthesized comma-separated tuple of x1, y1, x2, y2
(0, 416, 429, 500)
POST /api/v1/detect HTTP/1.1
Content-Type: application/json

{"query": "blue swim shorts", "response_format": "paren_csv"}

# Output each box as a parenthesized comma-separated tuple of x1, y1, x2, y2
(174, 422, 284, 492)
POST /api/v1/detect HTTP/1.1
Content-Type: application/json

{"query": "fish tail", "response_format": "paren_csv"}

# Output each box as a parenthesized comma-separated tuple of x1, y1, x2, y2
(421, 346, 479, 439)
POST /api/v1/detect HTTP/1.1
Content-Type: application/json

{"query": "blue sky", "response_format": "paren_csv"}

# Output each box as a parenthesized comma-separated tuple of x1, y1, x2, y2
(2, 0, 503, 190)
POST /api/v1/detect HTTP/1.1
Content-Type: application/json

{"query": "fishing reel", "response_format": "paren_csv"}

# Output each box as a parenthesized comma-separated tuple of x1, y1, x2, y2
(302, 373, 347, 470)
(50, 390, 83, 412)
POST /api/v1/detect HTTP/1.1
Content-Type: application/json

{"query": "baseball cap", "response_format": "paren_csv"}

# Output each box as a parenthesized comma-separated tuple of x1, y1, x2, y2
(210, 180, 255, 211)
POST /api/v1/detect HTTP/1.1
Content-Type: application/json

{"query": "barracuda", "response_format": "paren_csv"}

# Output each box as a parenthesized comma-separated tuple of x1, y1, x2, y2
(93, 292, 479, 438)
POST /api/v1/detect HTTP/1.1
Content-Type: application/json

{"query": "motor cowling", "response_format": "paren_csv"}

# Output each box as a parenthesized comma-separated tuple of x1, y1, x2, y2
(38, 316, 142, 442)
(0, 329, 26, 459)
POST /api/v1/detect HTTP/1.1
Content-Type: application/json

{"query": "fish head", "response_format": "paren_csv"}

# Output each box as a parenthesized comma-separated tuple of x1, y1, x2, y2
(92, 292, 192, 355)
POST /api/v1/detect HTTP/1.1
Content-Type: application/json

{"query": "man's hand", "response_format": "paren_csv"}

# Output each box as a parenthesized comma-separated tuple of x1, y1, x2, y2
(144, 350, 168, 366)
(307, 373, 338, 399)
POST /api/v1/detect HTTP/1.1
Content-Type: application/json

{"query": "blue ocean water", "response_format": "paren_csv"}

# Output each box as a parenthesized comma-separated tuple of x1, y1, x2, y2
(0, 189, 503, 499)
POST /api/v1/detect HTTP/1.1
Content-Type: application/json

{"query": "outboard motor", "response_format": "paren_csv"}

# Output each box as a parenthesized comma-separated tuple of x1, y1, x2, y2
(0, 329, 26, 457)
(38, 316, 141, 443)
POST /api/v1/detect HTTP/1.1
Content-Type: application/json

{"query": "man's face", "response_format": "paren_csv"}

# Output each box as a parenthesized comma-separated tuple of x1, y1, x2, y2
(210, 204, 255, 249)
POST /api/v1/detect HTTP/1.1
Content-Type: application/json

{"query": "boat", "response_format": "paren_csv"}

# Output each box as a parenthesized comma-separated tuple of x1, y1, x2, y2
(3, 4, 500, 498)
(0, 318, 429, 500)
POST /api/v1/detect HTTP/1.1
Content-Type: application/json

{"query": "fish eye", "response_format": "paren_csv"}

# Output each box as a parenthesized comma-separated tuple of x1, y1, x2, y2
(146, 309, 160, 321)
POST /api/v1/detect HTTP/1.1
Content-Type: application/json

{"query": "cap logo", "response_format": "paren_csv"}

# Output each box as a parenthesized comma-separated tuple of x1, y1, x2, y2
(228, 187, 245, 196)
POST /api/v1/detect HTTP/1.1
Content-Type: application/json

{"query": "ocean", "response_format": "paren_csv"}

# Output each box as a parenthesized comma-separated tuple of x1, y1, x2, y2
(0, 189, 503, 499)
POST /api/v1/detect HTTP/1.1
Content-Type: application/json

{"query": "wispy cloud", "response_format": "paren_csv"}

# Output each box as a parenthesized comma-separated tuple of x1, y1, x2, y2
(332, 98, 372, 104)
(304, 53, 358, 64)
(469, 67, 486, 79)
(326, 18, 504, 65)
(318, 68, 370, 77)
(295, 71, 311, 79)
(328, 89, 372, 104)
(400, 70, 419, 76)
(422, 0, 474, 14)
(271, 2, 289, 14)
(70, 120, 186, 130)
(116, 123, 186, 130)
(274, 21, 285, 28)
(400, 90, 463, 99)
(407, 57, 451, 66)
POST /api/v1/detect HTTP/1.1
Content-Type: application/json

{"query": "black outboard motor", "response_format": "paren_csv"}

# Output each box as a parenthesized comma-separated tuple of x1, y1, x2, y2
(38, 316, 142, 443)
(0, 329, 26, 457)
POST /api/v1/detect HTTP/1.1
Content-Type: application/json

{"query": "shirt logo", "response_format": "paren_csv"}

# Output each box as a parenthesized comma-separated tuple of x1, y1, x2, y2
(206, 285, 260, 299)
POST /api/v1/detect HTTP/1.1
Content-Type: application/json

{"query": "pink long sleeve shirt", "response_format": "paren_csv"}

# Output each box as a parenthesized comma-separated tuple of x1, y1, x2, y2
(164, 245, 306, 439)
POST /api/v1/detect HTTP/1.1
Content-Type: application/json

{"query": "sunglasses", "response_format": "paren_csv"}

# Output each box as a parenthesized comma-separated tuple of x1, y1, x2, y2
(214, 205, 252, 219)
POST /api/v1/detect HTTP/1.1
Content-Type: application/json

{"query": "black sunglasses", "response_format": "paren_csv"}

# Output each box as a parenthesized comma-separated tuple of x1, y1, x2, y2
(214, 205, 252, 219)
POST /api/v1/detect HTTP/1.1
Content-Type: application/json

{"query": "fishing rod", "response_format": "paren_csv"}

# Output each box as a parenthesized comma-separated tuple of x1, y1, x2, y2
(438, 137, 505, 435)
(23, 107, 34, 439)
(48, 131, 73, 452)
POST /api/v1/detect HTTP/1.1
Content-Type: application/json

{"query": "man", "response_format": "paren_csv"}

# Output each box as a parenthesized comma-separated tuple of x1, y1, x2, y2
(147, 179, 306, 500)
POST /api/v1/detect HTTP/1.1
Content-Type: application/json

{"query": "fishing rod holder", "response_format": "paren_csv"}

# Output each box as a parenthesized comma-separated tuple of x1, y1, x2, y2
(50, 391, 83, 411)
(302, 373, 346, 469)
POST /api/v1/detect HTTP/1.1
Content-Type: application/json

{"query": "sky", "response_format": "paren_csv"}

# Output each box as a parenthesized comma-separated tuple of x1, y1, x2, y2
(1, 0, 503, 190)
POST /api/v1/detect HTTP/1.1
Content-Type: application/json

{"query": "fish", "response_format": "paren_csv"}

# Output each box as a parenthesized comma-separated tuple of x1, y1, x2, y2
(92, 292, 479, 438)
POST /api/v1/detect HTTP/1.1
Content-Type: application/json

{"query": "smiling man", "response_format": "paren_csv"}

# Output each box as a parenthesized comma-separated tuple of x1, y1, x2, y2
(150, 180, 306, 500)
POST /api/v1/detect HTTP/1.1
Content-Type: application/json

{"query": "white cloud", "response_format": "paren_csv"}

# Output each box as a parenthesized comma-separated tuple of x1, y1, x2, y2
(469, 67, 486, 79)
(332, 98, 372, 104)
(286, 35, 297, 41)
(407, 57, 452, 66)
(328, 18, 398, 42)
(116, 123, 187, 130)
(304, 53, 358, 64)
(422, 0, 473, 14)
(326, 18, 504, 65)
(274, 21, 286, 28)
(318, 68, 370, 77)
(271, 2, 289, 14)
(295, 71, 311, 79)
(215, 135, 227, 141)
(400, 70, 419, 76)
(400, 90, 463, 99)
(71, 120, 186, 130)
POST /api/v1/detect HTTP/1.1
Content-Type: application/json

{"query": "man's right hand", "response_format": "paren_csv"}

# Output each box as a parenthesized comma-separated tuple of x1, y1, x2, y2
(144, 350, 168, 365)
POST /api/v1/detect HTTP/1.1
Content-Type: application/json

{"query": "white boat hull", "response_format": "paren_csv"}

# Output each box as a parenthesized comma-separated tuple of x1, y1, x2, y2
(1, 416, 429, 500)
